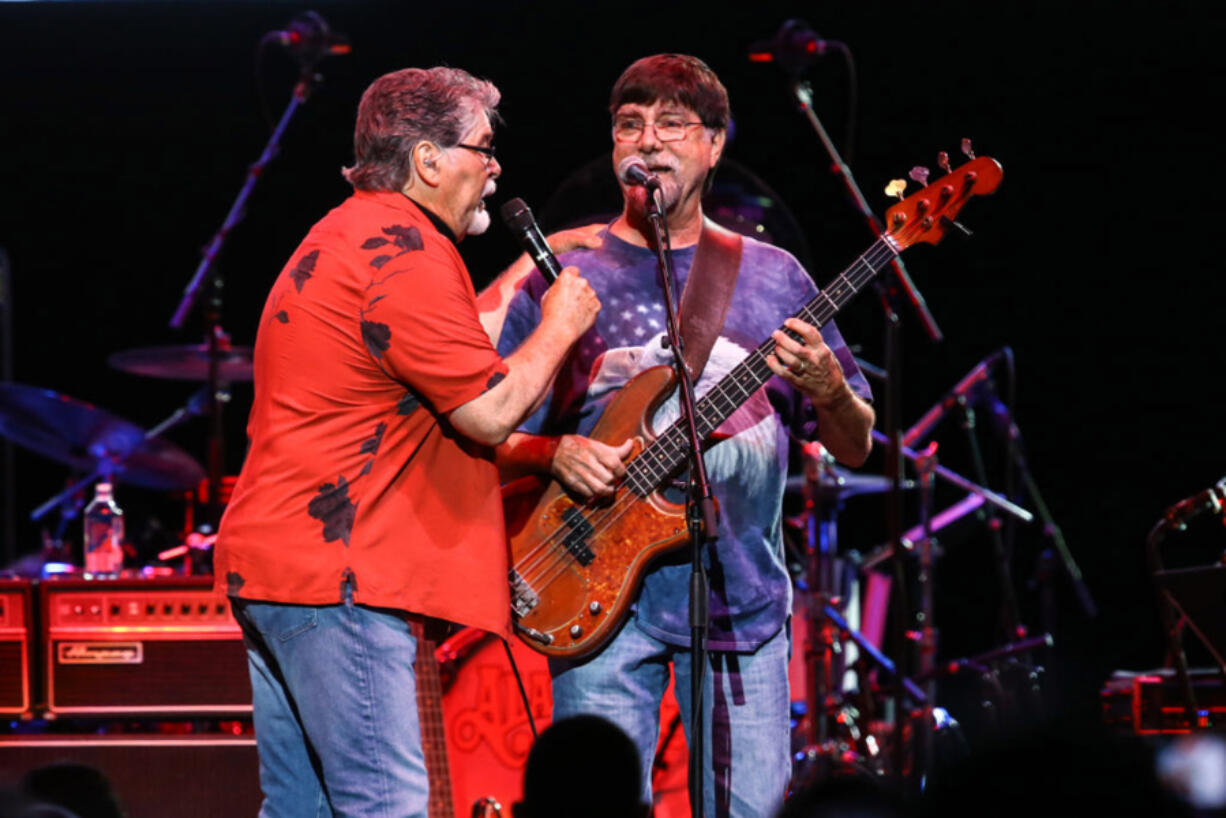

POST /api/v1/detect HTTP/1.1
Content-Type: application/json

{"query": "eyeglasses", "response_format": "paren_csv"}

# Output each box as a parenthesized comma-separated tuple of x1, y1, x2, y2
(455, 142, 496, 166)
(612, 116, 704, 143)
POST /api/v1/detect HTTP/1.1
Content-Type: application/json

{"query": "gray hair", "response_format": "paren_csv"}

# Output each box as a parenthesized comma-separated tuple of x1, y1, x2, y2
(342, 66, 500, 192)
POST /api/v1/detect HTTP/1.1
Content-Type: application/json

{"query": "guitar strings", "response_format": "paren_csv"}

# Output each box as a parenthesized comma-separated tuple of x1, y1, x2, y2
(513, 190, 967, 606)
(512, 237, 899, 604)
(512, 239, 896, 601)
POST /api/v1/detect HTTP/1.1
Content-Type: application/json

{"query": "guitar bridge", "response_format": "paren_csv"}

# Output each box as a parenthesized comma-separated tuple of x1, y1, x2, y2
(509, 569, 539, 618)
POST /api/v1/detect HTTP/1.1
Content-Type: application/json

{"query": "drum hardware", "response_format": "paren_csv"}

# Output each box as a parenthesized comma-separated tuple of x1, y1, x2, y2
(471, 797, 503, 817)
(905, 351, 1093, 628)
(107, 343, 254, 382)
(857, 493, 985, 573)
(791, 442, 926, 783)
(867, 429, 1033, 525)
(156, 531, 218, 575)
(907, 349, 1027, 642)
(165, 26, 343, 533)
(912, 633, 1052, 744)
(0, 384, 206, 501)
(0, 382, 211, 575)
(1147, 478, 1226, 728)
(791, 417, 1040, 785)
(21, 386, 210, 523)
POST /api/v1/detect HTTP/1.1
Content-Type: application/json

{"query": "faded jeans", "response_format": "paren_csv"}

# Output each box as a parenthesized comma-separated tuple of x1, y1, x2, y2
(231, 585, 427, 818)
(549, 618, 791, 818)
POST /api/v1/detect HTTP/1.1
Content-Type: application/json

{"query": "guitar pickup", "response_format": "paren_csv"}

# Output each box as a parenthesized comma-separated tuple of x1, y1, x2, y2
(561, 507, 595, 566)
(509, 569, 540, 618)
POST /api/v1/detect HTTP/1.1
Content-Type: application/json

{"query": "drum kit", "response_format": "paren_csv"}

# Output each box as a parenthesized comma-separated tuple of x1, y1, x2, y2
(0, 342, 252, 569)
(783, 417, 1048, 786)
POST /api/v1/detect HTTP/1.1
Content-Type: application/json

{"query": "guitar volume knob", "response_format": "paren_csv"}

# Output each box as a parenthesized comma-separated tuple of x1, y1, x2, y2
(570, 624, 583, 639)
(589, 602, 602, 615)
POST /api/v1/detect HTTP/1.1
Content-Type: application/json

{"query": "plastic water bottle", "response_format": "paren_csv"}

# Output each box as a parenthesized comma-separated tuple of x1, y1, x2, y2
(83, 482, 124, 577)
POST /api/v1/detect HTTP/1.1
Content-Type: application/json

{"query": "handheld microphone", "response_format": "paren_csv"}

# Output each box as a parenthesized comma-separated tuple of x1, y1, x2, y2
(500, 198, 562, 284)
(616, 156, 661, 190)
(266, 11, 351, 63)
(903, 348, 1010, 448)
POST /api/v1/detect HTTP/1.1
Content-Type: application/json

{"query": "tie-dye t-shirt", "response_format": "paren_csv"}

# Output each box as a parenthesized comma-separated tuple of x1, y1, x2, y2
(497, 228, 871, 650)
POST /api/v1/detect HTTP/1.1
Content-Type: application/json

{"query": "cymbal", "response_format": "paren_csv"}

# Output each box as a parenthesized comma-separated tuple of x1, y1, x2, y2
(785, 467, 912, 499)
(108, 344, 254, 381)
(0, 383, 205, 490)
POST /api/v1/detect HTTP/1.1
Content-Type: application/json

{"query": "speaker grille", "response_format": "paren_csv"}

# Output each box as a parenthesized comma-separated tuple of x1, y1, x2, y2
(49, 638, 250, 713)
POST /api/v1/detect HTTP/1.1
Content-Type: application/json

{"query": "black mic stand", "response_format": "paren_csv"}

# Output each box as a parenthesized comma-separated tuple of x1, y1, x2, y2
(990, 396, 1097, 621)
(788, 78, 943, 793)
(168, 61, 326, 538)
(641, 185, 718, 818)
(955, 398, 1025, 640)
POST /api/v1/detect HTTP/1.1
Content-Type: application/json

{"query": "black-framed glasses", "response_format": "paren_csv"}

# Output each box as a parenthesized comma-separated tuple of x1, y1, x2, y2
(455, 142, 496, 165)
(612, 116, 704, 143)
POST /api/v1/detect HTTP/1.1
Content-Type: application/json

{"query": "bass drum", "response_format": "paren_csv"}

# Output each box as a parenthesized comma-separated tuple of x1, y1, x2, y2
(438, 627, 690, 817)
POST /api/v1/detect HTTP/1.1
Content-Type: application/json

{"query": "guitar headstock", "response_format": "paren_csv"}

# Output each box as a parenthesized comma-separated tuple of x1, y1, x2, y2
(884, 149, 1003, 252)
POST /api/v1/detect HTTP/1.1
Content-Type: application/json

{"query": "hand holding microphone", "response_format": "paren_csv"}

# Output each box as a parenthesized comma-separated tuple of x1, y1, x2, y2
(501, 198, 563, 283)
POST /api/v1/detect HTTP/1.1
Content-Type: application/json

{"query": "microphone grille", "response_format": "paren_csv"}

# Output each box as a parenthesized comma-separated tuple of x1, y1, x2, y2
(500, 197, 533, 231)
(617, 155, 649, 184)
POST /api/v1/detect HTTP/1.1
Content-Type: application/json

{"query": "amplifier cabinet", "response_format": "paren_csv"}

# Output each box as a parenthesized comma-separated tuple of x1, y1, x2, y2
(40, 576, 252, 716)
(0, 578, 32, 715)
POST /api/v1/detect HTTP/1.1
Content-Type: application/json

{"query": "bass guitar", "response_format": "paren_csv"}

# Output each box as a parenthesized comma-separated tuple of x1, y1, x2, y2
(505, 152, 1003, 658)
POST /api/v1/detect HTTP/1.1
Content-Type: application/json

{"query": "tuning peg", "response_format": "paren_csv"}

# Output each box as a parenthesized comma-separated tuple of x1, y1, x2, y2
(908, 166, 930, 187)
(937, 152, 952, 174)
(961, 138, 975, 159)
(885, 178, 907, 201)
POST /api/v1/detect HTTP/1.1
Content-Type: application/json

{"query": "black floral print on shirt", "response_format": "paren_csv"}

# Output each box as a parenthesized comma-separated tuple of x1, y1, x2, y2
(289, 249, 319, 293)
(308, 475, 357, 546)
(362, 224, 423, 270)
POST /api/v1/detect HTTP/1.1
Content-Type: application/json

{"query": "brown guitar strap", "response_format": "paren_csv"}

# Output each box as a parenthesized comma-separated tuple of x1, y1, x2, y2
(678, 218, 743, 380)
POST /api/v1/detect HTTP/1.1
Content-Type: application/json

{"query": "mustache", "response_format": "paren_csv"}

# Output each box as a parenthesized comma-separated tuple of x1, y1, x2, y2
(639, 157, 679, 174)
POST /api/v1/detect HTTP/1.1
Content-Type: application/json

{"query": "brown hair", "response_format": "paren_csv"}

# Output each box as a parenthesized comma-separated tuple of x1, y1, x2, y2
(608, 54, 730, 130)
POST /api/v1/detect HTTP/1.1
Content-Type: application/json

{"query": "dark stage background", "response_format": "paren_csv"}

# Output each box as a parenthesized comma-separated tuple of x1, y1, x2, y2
(1, 0, 1222, 733)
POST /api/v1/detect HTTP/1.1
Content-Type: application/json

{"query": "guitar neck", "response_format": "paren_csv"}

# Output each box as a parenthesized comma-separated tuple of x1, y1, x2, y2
(414, 628, 456, 818)
(624, 234, 897, 494)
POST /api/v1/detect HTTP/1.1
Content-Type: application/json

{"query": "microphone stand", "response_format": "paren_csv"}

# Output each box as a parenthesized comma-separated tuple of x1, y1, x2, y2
(167, 64, 324, 535)
(956, 399, 1025, 639)
(789, 78, 944, 790)
(642, 185, 718, 818)
(992, 399, 1097, 620)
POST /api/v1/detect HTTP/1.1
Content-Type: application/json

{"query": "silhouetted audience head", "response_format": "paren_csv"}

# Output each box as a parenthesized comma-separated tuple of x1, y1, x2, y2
(0, 787, 78, 818)
(777, 773, 907, 818)
(20, 764, 124, 818)
(513, 715, 649, 818)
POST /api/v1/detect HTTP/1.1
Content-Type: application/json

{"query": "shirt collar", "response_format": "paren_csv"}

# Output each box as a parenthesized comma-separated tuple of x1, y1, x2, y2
(401, 194, 457, 245)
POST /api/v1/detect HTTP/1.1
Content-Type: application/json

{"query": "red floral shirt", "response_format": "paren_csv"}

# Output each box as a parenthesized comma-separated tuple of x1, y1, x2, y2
(216, 190, 511, 636)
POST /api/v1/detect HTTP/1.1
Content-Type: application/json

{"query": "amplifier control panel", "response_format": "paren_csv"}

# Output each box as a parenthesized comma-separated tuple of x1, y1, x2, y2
(49, 591, 235, 630)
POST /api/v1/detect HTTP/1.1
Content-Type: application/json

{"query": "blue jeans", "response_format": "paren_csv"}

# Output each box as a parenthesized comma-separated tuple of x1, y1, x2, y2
(231, 587, 428, 818)
(549, 618, 791, 818)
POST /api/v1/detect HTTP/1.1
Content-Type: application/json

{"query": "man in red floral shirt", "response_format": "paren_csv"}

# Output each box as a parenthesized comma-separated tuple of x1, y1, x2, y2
(216, 66, 600, 817)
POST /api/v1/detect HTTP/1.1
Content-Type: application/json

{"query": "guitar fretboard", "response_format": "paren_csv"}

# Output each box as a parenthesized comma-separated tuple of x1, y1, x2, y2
(623, 234, 897, 495)
(414, 626, 455, 818)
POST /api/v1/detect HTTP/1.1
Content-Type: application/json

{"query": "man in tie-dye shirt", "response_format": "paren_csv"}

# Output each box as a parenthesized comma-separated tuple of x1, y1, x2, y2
(494, 55, 875, 817)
